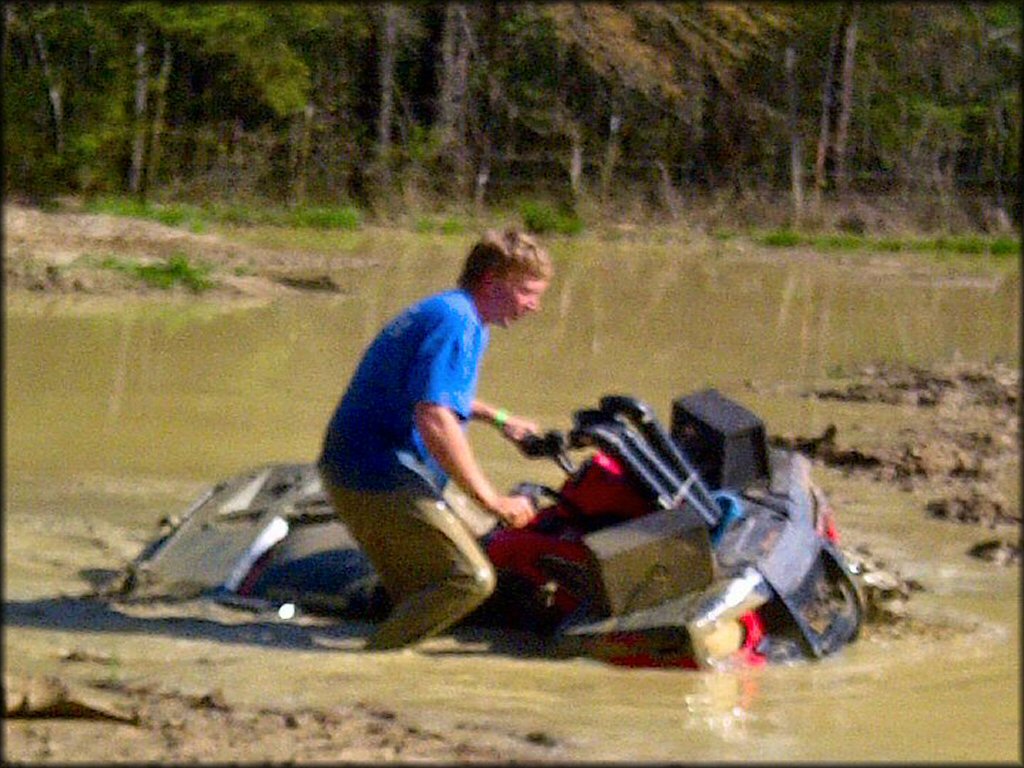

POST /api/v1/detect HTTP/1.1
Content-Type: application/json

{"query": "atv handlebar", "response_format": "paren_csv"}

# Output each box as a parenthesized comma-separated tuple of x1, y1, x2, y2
(518, 430, 576, 475)
(518, 430, 567, 458)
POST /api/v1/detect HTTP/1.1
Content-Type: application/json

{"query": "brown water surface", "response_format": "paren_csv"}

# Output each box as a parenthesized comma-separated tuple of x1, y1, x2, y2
(4, 241, 1019, 761)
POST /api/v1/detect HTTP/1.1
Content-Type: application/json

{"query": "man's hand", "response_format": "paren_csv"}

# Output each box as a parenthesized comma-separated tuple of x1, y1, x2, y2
(498, 413, 541, 444)
(491, 493, 537, 528)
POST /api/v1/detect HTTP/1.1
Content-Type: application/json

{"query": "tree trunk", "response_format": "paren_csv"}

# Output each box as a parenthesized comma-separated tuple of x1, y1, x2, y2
(994, 104, 1007, 213)
(146, 39, 172, 194)
(438, 4, 471, 193)
(375, 3, 398, 191)
(474, 146, 490, 210)
(834, 4, 859, 196)
(129, 29, 149, 196)
(814, 16, 840, 207)
(786, 45, 804, 225)
(600, 111, 622, 202)
(474, 2, 501, 210)
(655, 160, 681, 219)
(33, 31, 64, 155)
(569, 135, 583, 203)
(3, 5, 13, 62)
(293, 102, 315, 204)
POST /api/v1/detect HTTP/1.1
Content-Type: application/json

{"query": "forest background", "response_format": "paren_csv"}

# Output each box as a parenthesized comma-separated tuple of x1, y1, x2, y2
(3, 2, 1021, 238)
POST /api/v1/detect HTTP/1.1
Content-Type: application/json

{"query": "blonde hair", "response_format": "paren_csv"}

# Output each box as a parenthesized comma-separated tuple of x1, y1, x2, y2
(458, 229, 552, 290)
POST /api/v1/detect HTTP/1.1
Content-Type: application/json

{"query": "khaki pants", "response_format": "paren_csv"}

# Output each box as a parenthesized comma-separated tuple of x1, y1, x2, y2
(321, 474, 496, 650)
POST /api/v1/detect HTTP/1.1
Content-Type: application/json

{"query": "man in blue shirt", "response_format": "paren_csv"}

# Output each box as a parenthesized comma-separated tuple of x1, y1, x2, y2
(319, 229, 552, 650)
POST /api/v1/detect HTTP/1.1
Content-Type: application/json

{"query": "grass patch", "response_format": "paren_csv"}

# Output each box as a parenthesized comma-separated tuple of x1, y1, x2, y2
(206, 202, 361, 230)
(413, 217, 436, 233)
(818, 233, 864, 250)
(519, 200, 584, 236)
(759, 229, 802, 247)
(990, 237, 1019, 257)
(757, 227, 1020, 259)
(98, 252, 213, 292)
(85, 196, 208, 232)
(413, 216, 467, 235)
(83, 196, 364, 232)
(440, 217, 466, 235)
(875, 238, 907, 252)
(284, 205, 362, 230)
(931, 234, 1020, 256)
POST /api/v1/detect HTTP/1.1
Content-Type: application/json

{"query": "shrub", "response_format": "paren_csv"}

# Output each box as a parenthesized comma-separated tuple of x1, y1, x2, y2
(520, 200, 583, 236)
(819, 233, 864, 250)
(413, 216, 465, 235)
(759, 229, 802, 247)
(990, 237, 1019, 257)
(99, 252, 213, 292)
(440, 218, 465, 235)
(286, 205, 362, 230)
(84, 196, 207, 231)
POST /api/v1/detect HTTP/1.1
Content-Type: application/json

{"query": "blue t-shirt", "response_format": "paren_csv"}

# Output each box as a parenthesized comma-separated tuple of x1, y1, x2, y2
(319, 289, 489, 492)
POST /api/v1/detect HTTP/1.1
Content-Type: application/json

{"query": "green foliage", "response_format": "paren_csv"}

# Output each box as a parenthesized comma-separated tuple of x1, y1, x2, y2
(405, 125, 443, 167)
(876, 238, 907, 253)
(818, 234, 866, 251)
(84, 197, 207, 232)
(759, 229, 802, 247)
(206, 203, 271, 226)
(932, 235, 1020, 257)
(520, 201, 584, 236)
(2, 2, 1019, 231)
(99, 252, 213, 292)
(414, 216, 467, 235)
(440, 218, 466, 236)
(990, 237, 1019, 257)
(758, 229, 1020, 258)
(284, 205, 362, 231)
(161, 4, 311, 116)
(81, 196, 363, 233)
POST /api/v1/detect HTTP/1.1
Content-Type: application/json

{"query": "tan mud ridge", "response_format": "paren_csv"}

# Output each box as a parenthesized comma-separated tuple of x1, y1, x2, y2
(5, 672, 561, 763)
(772, 360, 1020, 566)
(3, 202, 367, 300)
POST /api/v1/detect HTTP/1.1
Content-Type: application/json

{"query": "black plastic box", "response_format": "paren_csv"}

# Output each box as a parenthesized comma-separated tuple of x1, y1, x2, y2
(670, 388, 769, 491)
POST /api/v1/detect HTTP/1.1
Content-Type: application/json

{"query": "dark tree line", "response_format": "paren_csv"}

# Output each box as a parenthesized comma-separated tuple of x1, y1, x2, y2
(3, 2, 1020, 226)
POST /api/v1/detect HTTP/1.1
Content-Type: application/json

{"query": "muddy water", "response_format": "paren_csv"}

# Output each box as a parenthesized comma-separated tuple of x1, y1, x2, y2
(4, 242, 1019, 761)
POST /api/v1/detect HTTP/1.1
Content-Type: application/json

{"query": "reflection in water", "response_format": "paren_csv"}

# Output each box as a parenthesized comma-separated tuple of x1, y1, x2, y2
(106, 312, 133, 424)
(683, 667, 762, 742)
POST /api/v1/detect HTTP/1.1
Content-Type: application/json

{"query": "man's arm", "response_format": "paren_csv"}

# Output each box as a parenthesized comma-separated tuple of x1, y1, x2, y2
(415, 402, 535, 528)
(470, 399, 541, 443)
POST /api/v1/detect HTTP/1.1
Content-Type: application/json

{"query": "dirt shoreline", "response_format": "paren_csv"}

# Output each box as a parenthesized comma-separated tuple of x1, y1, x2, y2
(5, 669, 563, 763)
(3, 202, 366, 302)
(4, 202, 1019, 763)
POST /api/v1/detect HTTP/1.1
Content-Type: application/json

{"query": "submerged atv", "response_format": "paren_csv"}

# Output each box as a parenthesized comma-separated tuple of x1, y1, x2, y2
(117, 389, 864, 669)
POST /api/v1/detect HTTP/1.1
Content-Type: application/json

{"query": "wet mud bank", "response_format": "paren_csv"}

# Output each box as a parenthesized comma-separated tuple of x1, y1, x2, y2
(772, 359, 1020, 566)
(3, 202, 362, 301)
(5, 671, 563, 763)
